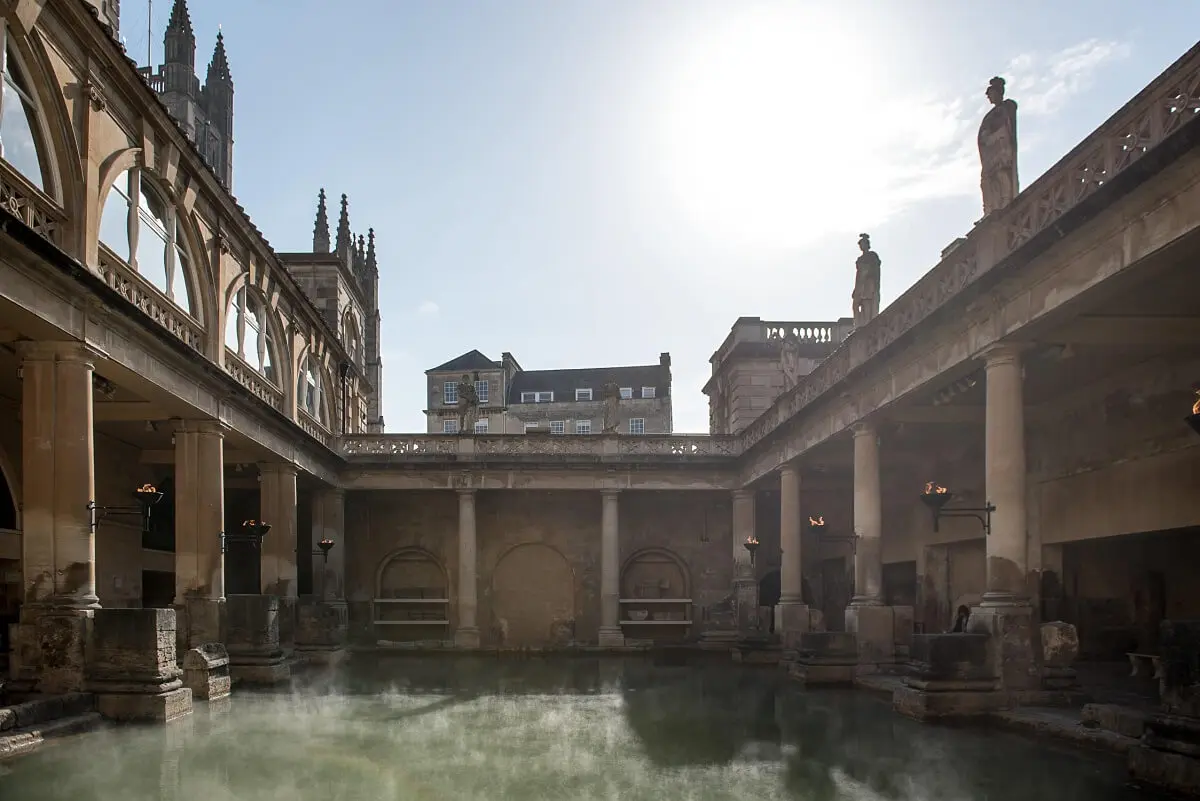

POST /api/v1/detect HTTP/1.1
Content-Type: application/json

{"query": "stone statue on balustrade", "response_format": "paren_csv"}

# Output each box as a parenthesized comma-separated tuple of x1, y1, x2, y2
(852, 233, 881, 327)
(456, 372, 479, 434)
(601, 381, 621, 433)
(978, 76, 1019, 216)
(779, 333, 803, 392)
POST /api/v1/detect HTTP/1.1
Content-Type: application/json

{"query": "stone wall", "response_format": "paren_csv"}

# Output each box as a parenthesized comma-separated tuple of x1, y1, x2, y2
(345, 489, 733, 646)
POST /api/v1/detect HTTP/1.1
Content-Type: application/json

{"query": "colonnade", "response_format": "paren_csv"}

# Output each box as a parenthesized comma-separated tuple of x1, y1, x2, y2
(11, 340, 348, 692)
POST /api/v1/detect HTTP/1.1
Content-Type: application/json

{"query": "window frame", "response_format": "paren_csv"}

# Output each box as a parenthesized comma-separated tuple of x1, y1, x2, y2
(475, 379, 489, 405)
(0, 23, 54, 197)
(443, 419, 459, 434)
(629, 418, 646, 435)
(641, 386, 656, 399)
(575, 388, 593, 401)
(474, 418, 489, 434)
(443, 381, 458, 405)
(549, 420, 565, 435)
(575, 420, 591, 435)
(620, 387, 633, 400)
(225, 284, 278, 384)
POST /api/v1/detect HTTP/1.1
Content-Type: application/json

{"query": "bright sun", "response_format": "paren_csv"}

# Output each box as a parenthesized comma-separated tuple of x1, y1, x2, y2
(658, 6, 889, 252)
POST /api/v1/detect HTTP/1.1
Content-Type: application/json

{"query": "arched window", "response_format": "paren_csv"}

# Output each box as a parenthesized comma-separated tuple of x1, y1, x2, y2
(98, 168, 193, 311)
(298, 354, 323, 421)
(343, 313, 362, 367)
(224, 286, 277, 382)
(0, 33, 49, 192)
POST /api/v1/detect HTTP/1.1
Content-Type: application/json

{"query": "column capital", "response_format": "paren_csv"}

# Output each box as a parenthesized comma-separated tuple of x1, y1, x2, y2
(851, 421, 877, 439)
(979, 343, 1027, 369)
(174, 419, 230, 437)
(320, 486, 346, 501)
(732, 488, 754, 502)
(455, 487, 477, 497)
(15, 340, 104, 366)
(600, 489, 621, 499)
(258, 461, 299, 477)
(779, 462, 801, 479)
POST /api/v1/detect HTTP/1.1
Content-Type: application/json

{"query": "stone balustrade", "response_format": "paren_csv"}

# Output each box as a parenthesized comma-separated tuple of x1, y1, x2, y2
(223, 351, 285, 412)
(739, 43, 1200, 459)
(342, 433, 741, 463)
(98, 249, 205, 353)
(0, 163, 65, 248)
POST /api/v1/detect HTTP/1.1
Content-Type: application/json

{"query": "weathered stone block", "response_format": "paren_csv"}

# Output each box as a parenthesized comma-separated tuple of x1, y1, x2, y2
(790, 631, 858, 686)
(87, 608, 191, 723)
(225, 594, 289, 685)
(1041, 621, 1079, 668)
(1082, 703, 1147, 739)
(846, 604, 895, 667)
(894, 633, 1000, 721)
(9, 608, 93, 694)
(775, 603, 810, 650)
(1129, 620, 1200, 796)
(175, 598, 225, 653)
(277, 596, 297, 653)
(967, 604, 1039, 691)
(183, 644, 231, 701)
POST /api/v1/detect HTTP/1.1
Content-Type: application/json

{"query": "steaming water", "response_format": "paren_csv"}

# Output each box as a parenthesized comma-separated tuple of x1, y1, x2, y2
(0, 657, 1162, 800)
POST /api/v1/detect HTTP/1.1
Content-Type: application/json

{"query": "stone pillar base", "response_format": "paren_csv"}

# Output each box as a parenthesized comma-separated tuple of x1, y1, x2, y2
(87, 608, 193, 724)
(845, 603, 895, 669)
(789, 632, 858, 686)
(775, 602, 811, 651)
(182, 644, 232, 701)
(892, 633, 1001, 721)
(225, 595, 289, 686)
(175, 598, 225, 655)
(295, 597, 348, 664)
(967, 602, 1039, 691)
(597, 627, 626, 648)
(735, 578, 760, 634)
(8, 606, 93, 695)
(453, 626, 481, 649)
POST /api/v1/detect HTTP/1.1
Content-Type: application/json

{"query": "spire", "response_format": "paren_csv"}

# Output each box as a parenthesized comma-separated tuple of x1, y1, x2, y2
(206, 29, 232, 86)
(366, 228, 377, 271)
(313, 188, 330, 253)
(335, 194, 352, 259)
(357, 234, 366, 268)
(167, 0, 194, 39)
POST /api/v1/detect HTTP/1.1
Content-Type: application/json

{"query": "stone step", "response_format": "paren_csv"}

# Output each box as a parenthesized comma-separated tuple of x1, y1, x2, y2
(0, 712, 104, 759)
(1081, 702, 1150, 739)
(0, 693, 95, 733)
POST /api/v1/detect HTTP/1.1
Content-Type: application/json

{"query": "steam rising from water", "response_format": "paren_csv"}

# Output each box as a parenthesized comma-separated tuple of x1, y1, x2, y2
(0, 659, 1149, 801)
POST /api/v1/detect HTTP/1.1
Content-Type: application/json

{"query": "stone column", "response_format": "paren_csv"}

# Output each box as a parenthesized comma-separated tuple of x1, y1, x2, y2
(173, 420, 227, 650)
(776, 463, 809, 645)
(732, 489, 759, 632)
(598, 490, 625, 647)
(259, 462, 298, 653)
(454, 489, 480, 648)
(846, 421, 894, 667)
(296, 487, 348, 663)
(11, 341, 98, 693)
(971, 344, 1037, 690)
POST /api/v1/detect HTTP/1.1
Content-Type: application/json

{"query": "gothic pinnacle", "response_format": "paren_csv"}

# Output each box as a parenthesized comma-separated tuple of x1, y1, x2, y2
(335, 193, 351, 256)
(313, 188, 330, 253)
(366, 228, 377, 271)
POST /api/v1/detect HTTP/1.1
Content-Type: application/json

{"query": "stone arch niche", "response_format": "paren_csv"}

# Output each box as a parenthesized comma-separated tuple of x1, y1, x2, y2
(490, 543, 575, 648)
(373, 548, 450, 640)
(620, 549, 692, 638)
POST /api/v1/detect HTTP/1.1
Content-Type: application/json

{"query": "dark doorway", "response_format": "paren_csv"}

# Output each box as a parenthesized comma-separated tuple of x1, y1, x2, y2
(142, 570, 175, 608)
(821, 557, 851, 631)
(759, 570, 780, 633)
(0, 464, 16, 531)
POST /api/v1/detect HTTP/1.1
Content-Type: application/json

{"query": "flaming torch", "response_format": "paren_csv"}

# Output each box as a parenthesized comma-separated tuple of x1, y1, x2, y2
(743, 535, 760, 566)
(807, 515, 826, 529)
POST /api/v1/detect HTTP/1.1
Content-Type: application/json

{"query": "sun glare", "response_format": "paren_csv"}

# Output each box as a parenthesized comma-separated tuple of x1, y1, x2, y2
(658, 7, 893, 252)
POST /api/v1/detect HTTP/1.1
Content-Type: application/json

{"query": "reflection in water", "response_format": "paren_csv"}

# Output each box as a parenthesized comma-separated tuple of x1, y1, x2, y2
(1, 657, 1160, 801)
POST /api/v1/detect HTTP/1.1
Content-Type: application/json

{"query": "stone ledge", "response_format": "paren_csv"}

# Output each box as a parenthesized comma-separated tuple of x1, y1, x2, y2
(0, 712, 104, 759)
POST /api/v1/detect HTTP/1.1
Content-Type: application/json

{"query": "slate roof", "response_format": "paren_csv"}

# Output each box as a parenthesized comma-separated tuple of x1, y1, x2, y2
(507, 363, 669, 404)
(427, 350, 501, 374)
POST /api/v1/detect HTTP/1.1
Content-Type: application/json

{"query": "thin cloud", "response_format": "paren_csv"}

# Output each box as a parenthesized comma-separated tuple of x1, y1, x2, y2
(416, 300, 440, 316)
(1005, 39, 1132, 116)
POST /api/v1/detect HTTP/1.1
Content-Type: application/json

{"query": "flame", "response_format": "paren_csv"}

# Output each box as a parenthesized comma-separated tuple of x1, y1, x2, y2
(745, 535, 759, 545)
(1193, 390, 1200, 415)
(808, 516, 825, 527)
(136, 483, 157, 493)
(243, 519, 257, 527)
(319, 538, 334, 546)
(924, 482, 948, 495)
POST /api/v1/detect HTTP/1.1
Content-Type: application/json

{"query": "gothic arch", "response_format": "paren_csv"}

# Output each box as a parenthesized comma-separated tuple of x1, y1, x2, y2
(341, 306, 362, 365)
(374, 547, 448, 599)
(0, 16, 82, 222)
(620, 547, 691, 600)
(294, 342, 333, 428)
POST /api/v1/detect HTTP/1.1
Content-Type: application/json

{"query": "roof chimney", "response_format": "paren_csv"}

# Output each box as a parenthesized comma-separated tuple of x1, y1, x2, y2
(659, 352, 671, 368)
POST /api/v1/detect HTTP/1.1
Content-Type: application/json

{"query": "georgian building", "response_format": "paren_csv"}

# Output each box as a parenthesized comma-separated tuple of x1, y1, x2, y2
(424, 350, 673, 434)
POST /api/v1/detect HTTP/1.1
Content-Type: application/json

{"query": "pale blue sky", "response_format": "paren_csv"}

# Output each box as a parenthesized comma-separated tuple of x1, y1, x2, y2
(121, 1, 1200, 433)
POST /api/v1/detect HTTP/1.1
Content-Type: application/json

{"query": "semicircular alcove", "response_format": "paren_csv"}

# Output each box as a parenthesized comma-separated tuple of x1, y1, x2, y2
(374, 549, 449, 639)
(490, 543, 575, 648)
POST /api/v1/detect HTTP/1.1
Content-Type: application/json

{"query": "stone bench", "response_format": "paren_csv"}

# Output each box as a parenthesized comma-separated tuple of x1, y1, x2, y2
(1127, 652, 1162, 679)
